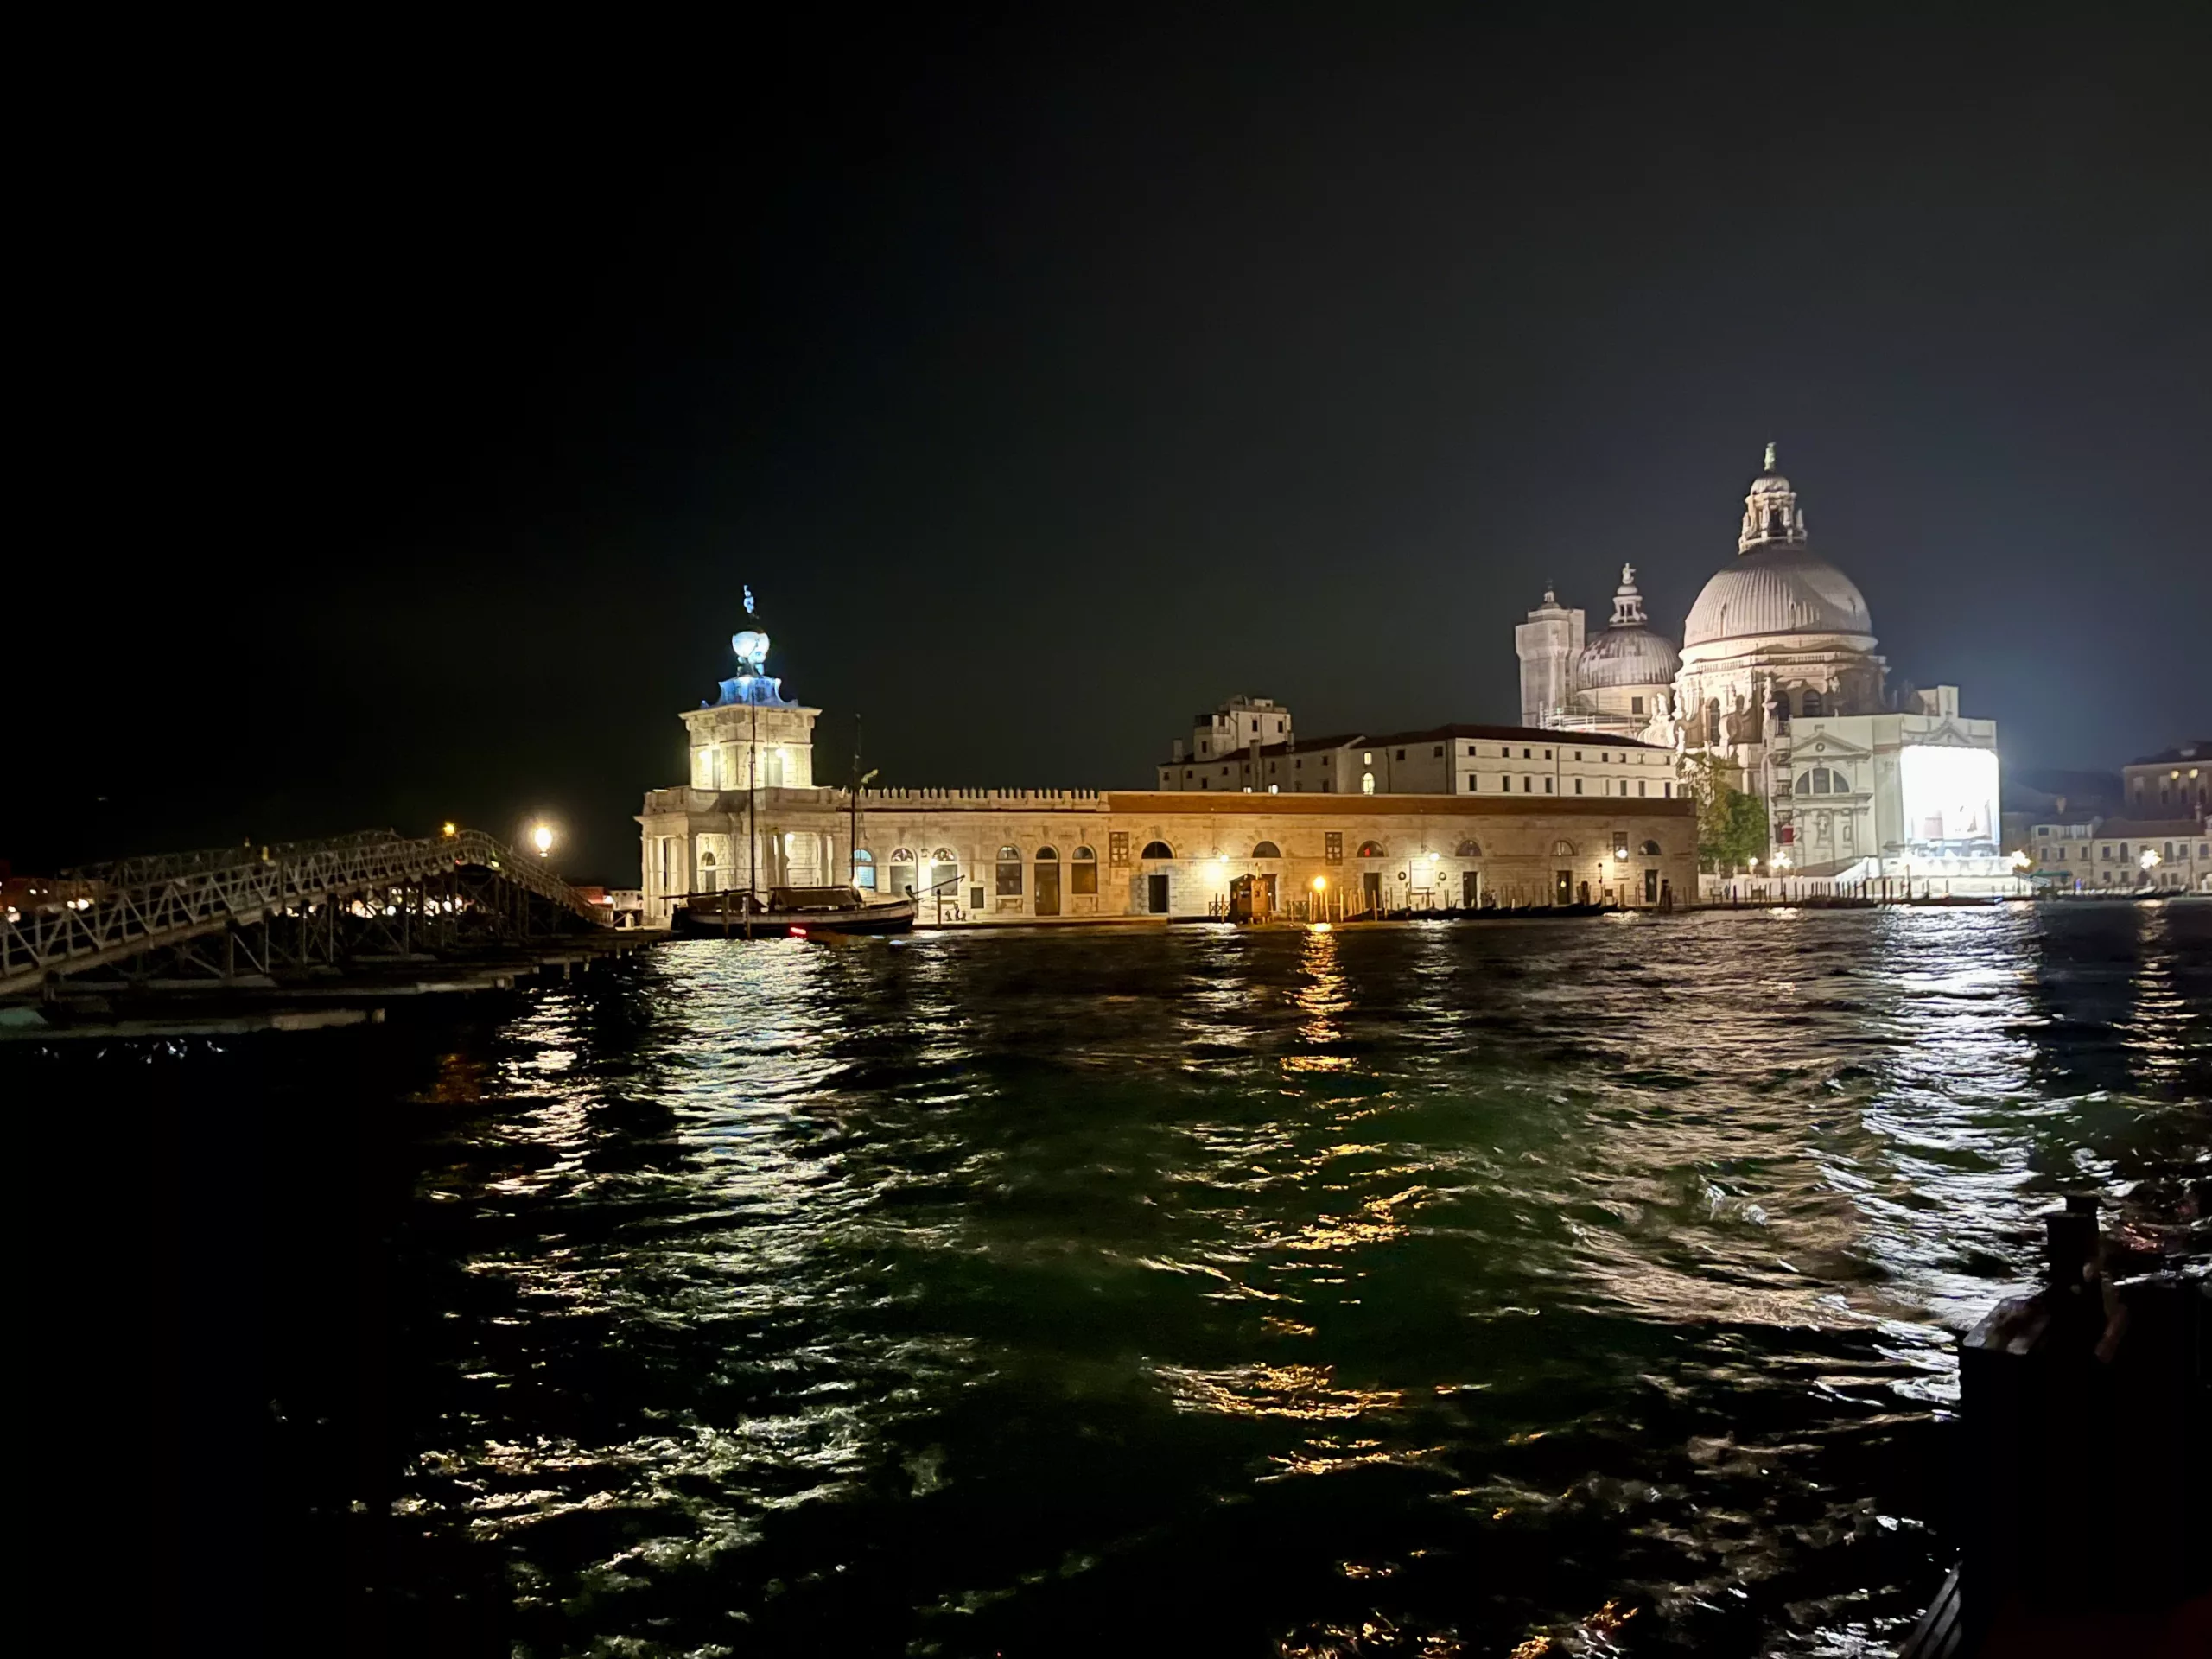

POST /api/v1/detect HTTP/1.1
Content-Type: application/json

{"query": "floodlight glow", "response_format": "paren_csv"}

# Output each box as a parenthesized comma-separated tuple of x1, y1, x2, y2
(532, 823, 555, 856)
(1899, 745, 1998, 849)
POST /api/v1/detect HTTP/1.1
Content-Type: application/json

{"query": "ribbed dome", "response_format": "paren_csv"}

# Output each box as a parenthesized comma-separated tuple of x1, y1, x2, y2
(1575, 624, 1681, 689)
(1684, 543, 1873, 648)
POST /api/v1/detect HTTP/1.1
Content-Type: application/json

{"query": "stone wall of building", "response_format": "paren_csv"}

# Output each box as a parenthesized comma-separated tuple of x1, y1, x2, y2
(638, 788, 1699, 925)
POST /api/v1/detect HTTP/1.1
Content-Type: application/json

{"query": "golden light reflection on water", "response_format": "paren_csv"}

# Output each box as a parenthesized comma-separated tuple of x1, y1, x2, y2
(1154, 1361, 1405, 1421)
(309, 904, 2211, 1658)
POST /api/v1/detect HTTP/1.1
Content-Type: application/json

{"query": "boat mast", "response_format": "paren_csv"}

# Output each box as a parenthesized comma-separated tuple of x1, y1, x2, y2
(747, 694, 759, 938)
(849, 715, 879, 892)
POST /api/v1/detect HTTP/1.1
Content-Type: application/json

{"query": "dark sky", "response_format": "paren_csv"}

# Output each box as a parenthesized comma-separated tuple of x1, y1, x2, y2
(18, 19, 2209, 883)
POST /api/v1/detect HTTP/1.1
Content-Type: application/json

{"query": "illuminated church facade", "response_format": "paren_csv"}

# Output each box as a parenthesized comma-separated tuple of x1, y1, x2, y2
(1516, 448, 2010, 889)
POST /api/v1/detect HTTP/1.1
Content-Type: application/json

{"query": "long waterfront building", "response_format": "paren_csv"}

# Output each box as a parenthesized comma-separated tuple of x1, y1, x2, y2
(638, 632, 1696, 926)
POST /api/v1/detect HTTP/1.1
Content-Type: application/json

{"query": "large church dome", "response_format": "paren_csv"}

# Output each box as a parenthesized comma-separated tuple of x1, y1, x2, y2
(1683, 448, 1875, 648)
(1683, 543, 1873, 646)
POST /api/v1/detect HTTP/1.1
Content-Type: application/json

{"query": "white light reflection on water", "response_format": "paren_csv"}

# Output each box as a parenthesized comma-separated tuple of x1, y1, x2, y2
(254, 905, 2211, 1659)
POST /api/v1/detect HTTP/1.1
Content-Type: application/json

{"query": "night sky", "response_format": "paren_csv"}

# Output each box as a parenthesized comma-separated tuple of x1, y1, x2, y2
(19, 21, 2209, 883)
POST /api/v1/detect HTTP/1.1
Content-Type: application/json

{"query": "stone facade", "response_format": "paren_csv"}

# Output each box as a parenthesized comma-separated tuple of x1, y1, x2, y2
(638, 783, 1699, 925)
(1156, 714, 1683, 804)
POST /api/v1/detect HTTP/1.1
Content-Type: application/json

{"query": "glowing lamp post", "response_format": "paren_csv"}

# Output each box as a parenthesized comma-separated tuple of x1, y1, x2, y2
(2139, 848, 2161, 888)
(532, 823, 555, 858)
(441, 821, 458, 839)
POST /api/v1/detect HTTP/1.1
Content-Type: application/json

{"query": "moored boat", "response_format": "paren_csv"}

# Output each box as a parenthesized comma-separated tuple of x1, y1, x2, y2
(671, 885, 917, 938)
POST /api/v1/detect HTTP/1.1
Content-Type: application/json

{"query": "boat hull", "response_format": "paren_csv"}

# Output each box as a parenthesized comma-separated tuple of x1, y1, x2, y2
(671, 896, 916, 938)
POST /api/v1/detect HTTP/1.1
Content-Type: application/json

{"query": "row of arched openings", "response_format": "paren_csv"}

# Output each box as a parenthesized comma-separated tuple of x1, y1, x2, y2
(1116, 838, 1668, 861)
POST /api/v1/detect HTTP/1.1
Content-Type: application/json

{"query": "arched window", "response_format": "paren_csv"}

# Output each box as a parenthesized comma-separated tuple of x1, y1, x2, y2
(1552, 839, 1577, 857)
(698, 849, 718, 893)
(1356, 840, 1384, 858)
(853, 848, 875, 889)
(1361, 772, 1376, 795)
(1141, 840, 1173, 860)
(1454, 838, 1482, 858)
(1034, 845, 1058, 860)
(1802, 690, 1825, 718)
(1639, 839, 1662, 856)
(995, 846, 1023, 896)
(1796, 767, 1849, 796)
(925, 849, 958, 896)
(1072, 845, 1097, 895)
(1251, 841, 1281, 858)
(891, 847, 916, 864)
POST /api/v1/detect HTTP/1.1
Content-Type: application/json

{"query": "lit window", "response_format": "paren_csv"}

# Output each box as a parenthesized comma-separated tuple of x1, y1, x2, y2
(854, 849, 875, 889)
(1362, 772, 1375, 795)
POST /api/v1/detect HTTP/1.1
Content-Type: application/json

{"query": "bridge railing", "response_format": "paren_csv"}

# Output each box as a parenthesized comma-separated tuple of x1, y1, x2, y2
(3, 828, 604, 995)
(62, 829, 410, 890)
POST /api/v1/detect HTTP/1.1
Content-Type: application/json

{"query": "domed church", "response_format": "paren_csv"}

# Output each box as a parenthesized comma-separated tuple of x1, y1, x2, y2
(1516, 448, 2010, 889)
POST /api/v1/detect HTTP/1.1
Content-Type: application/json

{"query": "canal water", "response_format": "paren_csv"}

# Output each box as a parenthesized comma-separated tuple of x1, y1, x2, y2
(110, 906, 2212, 1654)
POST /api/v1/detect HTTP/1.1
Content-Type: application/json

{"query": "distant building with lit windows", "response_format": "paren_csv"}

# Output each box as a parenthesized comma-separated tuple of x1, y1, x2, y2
(2122, 742, 2210, 817)
(1154, 700, 1679, 803)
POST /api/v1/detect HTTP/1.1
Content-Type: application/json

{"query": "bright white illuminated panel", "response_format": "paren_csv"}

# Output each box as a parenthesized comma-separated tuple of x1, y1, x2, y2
(1899, 745, 1998, 849)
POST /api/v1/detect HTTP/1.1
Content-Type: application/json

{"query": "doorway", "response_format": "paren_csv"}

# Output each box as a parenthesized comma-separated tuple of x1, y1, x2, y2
(1147, 873, 1170, 914)
(1460, 869, 1478, 908)
(1643, 868, 1657, 905)
(1362, 870, 1382, 914)
(1035, 861, 1061, 917)
(1554, 869, 1573, 905)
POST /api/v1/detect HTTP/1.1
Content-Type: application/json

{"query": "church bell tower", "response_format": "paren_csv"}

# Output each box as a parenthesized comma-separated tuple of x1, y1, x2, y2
(1515, 585, 1585, 728)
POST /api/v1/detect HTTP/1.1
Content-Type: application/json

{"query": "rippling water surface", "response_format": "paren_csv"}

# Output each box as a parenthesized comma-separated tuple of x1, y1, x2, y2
(162, 906, 2212, 1653)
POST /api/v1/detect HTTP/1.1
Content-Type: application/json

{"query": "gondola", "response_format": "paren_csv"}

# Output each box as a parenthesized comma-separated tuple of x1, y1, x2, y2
(671, 885, 917, 938)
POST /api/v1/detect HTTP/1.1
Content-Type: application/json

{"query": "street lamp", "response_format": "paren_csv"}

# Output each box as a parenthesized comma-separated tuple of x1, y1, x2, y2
(441, 821, 458, 839)
(532, 823, 555, 857)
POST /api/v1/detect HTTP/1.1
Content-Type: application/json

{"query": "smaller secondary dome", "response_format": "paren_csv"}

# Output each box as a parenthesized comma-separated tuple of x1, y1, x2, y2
(1748, 472, 1793, 496)
(1574, 562, 1680, 689)
(1576, 625, 1681, 690)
